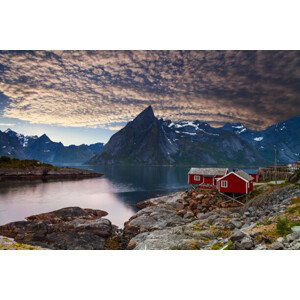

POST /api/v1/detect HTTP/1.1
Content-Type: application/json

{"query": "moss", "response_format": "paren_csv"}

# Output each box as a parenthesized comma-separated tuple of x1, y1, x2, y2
(223, 241, 234, 250)
(210, 242, 224, 250)
(210, 226, 231, 239)
(0, 242, 42, 250)
(193, 224, 205, 232)
(104, 237, 121, 250)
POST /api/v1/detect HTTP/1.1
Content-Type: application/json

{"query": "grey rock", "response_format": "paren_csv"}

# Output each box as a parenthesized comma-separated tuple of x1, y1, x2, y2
(184, 211, 195, 219)
(0, 207, 121, 250)
(230, 229, 246, 242)
(240, 236, 254, 250)
(124, 204, 186, 237)
(269, 242, 284, 250)
(255, 243, 267, 250)
(231, 220, 242, 229)
(291, 226, 300, 235)
(289, 240, 300, 250)
(276, 237, 284, 243)
(196, 213, 205, 219)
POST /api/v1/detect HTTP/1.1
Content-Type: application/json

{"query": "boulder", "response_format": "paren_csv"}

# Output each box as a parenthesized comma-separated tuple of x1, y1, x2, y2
(230, 220, 242, 229)
(124, 205, 186, 238)
(230, 229, 246, 242)
(0, 207, 123, 250)
(291, 226, 300, 236)
(276, 237, 284, 243)
(240, 236, 254, 250)
(269, 242, 284, 250)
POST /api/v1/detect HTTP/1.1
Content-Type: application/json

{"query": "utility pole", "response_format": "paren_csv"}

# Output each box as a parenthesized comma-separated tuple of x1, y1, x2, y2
(274, 145, 277, 184)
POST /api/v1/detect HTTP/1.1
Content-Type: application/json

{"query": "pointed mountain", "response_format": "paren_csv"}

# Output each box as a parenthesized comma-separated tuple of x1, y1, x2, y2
(88, 106, 176, 165)
(88, 107, 264, 166)
(131, 105, 155, 125)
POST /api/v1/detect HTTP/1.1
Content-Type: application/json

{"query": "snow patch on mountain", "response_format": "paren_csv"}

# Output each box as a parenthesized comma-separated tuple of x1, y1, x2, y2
(254, 137, 264, 141)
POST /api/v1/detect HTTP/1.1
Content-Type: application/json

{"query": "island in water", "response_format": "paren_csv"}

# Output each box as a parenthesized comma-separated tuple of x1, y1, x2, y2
(0, 156, 102, 182)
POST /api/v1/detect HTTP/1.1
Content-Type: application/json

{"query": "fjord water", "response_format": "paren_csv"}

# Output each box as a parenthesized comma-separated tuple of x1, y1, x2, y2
(0, 165, 189, 227)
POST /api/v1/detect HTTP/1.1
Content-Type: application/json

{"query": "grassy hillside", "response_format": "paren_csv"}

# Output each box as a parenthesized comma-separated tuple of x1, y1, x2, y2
(0, 156, 58, 170)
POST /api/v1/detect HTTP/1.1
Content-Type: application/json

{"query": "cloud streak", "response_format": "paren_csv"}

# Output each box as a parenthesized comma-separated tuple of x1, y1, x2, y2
(0, 50, 299, 130)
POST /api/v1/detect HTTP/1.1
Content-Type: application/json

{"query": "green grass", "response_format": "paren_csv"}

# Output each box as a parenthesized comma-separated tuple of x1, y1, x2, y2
(276, 217, 300, 236)
(276, 217, 291, 236)
(210, 242, 224, 250)
(0, 156, 58, 170)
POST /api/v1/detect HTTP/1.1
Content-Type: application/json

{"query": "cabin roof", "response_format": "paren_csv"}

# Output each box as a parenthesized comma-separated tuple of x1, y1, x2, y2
(188, 167, 228, 176)
(235, 170, 254, 181)
(240, 168, 259, 175)
(217, 170, 254, 182)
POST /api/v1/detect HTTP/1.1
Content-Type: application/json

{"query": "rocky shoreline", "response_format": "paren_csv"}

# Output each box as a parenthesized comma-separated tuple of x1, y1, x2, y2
(1, 183, 299, 250)
(0, 167, 103, 182)
(124, 184, 300, 250)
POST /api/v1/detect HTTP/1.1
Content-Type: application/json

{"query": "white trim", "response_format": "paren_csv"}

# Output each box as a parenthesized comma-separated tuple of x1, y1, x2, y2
(221, 180, 228, 188)
(194, 175, 201, 181)
(216, 171, 249, 183)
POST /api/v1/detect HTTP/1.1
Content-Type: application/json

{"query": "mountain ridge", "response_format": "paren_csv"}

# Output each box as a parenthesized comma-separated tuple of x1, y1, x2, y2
(88, 106, 299, 166)
(0, 129, 104, 164)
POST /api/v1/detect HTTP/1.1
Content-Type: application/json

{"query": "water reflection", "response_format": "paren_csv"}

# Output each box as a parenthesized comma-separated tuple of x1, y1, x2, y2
(0, 165, 189, 227)
(0, 178, 135, 227)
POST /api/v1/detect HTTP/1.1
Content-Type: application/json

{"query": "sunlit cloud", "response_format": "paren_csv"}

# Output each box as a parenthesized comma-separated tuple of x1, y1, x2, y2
(0, 50, 299, 130)
(0, 123, 15, 126)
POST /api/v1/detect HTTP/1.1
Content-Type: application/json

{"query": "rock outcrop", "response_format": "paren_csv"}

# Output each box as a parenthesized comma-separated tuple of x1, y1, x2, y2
(124, 185, 300, 250)
(0, 207, 125, 250)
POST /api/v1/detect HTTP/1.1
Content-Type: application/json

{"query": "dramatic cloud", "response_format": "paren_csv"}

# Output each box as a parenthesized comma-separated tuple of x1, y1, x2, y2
(0, 50, 299, 130)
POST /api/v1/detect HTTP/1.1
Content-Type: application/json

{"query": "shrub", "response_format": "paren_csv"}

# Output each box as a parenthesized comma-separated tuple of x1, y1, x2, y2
(276, 217, 292, 236)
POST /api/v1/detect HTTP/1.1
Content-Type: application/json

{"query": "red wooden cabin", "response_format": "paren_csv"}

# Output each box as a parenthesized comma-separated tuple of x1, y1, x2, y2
(240, 169, 259, 182)
(188, 168, 228, 189)
(216, 170, 254, 194)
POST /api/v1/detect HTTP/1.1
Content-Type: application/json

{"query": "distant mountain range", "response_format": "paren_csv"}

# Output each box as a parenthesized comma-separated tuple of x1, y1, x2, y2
(0, 129, 104, 164)
(88, 106, 300, 167)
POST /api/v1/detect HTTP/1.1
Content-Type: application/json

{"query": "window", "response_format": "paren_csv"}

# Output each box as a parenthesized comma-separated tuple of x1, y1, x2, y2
(194, 175, 200, 181)
(221, 180, 228, 188)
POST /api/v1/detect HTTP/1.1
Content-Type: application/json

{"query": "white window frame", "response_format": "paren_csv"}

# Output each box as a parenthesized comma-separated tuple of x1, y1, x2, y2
(221, 180, 228, 188)
(194, 175, 201, 181)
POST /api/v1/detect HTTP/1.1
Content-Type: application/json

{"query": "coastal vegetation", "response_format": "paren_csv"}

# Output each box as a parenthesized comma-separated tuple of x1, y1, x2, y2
(0, 156, 58, 170)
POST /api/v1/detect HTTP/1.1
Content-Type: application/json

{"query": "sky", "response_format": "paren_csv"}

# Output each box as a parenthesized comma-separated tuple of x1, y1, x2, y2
(0, 50, 299, 145)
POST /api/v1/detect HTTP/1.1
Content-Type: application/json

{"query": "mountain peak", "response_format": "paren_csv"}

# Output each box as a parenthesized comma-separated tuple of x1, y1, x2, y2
(131, 105, 156, 126)
(4, 128, 15, 134)
(139, 105, 154, 117)
(38, 134, 51, 142)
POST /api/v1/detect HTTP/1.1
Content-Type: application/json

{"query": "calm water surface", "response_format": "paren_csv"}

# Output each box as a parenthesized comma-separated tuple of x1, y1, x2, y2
(0, 165, 189, 227)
